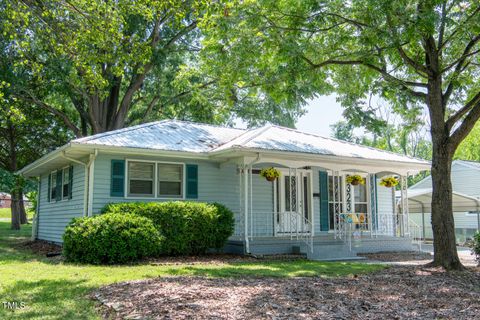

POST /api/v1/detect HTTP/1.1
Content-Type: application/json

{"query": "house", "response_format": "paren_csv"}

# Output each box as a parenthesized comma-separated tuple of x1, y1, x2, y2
(0, 192, 12, 209)
(408, 160, 480, 242)
(19, 120, 430, 259)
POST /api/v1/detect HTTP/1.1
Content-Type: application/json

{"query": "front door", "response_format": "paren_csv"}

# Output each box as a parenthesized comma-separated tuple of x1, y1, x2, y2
(274, 169, 312, 234)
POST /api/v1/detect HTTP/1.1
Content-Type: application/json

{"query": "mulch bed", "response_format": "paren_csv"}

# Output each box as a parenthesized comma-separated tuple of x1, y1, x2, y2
(94, 265, 480, 320)
(17, 239, 62, 257)
(359, 251, 434, 262)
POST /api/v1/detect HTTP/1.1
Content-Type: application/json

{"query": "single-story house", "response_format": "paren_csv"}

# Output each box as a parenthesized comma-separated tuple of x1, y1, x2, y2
(408, 160, 480, 242)
(19, 120, 430, 259)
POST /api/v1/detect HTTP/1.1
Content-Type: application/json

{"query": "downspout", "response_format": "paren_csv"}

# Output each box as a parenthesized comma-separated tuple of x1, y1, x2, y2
(32, 177, 41, 241)
(87, 149, 98, 216)
(61, 151, 90, 217)
(244, 153, 261, 254)
(62, 149, 97, 217)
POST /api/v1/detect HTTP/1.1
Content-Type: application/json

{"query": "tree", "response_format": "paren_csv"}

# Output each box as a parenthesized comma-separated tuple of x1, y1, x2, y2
(455, 122, 480, 161)
(206, 0, 480, 269)
(2, 1, 304, 136)
(0, 34, 70, 229)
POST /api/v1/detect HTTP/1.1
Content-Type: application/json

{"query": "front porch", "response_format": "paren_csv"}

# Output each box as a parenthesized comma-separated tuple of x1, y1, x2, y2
(229, 155, 422, 260)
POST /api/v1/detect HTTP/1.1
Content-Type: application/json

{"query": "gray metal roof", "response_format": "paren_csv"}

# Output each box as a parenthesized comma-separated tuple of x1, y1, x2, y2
(72, 120, 428, 164)
(73, 120, 243, 153)
(72, 120, 429, 165)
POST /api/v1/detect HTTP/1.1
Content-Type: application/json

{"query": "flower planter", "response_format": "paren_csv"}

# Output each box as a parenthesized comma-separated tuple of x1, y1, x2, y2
(350, 180, 360, 186)
(266, 176, 277, 182)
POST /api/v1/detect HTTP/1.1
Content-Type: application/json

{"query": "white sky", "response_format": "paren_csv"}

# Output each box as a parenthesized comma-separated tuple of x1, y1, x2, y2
(296, 95, 344, 137)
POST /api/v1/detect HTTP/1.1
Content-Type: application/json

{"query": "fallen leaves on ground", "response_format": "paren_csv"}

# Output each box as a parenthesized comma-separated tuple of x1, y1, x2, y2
(94, 264, 479, 320)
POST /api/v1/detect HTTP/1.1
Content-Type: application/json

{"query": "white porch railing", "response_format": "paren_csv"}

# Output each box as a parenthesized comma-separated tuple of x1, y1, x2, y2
(335, 212, 422, 251)
(247, 211, 314, 253)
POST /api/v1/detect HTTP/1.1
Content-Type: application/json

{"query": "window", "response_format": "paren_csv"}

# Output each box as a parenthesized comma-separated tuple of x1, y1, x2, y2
(128, 161, 154, 197)
(158, 163, 183, 198)
(62, 168, 70, 200)
(50, 171, 57, 201)
(354, 182, 368, 213)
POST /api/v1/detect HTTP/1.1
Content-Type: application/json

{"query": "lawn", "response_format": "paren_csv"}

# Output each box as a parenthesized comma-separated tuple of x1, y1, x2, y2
(0, 221, 384, 319)
(0, 208, 33, 220)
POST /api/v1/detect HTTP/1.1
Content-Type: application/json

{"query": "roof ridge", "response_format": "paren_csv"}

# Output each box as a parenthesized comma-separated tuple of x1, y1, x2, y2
(269, 124, 428, 163)
(73, 120, 168, 143)
(211, 125, 272, 151)
(169, 119, 244, 131)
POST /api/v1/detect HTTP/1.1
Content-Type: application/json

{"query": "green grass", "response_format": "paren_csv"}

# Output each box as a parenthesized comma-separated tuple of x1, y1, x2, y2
(0, 208, 11, 219)
(0, 221, 384, 319)
(0, 208, 34, 220)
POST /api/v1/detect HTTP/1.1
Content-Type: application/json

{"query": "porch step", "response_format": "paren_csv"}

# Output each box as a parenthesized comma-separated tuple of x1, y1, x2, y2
(305, 243, 360, 261)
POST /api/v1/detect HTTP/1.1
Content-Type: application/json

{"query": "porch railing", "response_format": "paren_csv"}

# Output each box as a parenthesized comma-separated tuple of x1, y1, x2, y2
(335, 212, 421, 251)
(248, 211, 314, 253)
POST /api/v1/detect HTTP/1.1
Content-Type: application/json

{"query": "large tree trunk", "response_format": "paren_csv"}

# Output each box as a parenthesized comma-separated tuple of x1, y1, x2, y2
(10, 190, 21, 230)
(429, 122, 463, 270)
(18, 188, 27, 224)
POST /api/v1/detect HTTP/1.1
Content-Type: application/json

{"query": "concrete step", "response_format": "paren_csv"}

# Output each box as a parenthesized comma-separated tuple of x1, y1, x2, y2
(305, 243, 360, 261)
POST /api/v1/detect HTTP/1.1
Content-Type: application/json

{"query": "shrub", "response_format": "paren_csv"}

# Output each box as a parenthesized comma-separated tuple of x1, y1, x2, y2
(63, 213, 163, 264)
(102, 201, 235, 255)
(472, 231, 480, 263)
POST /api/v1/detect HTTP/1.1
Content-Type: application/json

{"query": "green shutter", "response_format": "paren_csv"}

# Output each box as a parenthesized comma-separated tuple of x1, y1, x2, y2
(110, 160, 125, 197)
(55, 171, 62, 202)
(186, 164, 198, 199)
(68, 166, 74, 199)
(47, 173, 51, 202)
(319, 171, 329, 231)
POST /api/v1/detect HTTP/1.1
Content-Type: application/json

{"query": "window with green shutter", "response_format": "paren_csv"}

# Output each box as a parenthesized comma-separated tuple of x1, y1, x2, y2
(55, 171, 62, 202)
(111, 160, 125, 197)
(186, 164, 198, 199)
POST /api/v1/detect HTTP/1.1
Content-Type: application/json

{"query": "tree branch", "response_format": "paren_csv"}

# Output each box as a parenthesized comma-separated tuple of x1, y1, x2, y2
(397, 46, 430, 77)
(15, 92, 82, 137)
(446, 91, 480, 131)
(301, 55, 428, 98)
(449, 98, 480, 150)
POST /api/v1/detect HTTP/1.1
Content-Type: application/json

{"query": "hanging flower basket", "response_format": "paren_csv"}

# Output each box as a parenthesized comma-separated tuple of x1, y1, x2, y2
(259, 167, 280, 182)
(380, 176, 399, 188)
(346, 174, 365, 186)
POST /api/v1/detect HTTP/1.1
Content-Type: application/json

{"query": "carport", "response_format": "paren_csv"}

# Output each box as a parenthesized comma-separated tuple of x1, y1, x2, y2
(406, 188, 480, 240)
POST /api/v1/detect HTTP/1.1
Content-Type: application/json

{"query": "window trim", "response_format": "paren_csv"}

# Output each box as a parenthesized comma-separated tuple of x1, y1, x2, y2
(61, 166, 70, 201)
(124, 159, 186, 200)
(49, 170, 57, 203)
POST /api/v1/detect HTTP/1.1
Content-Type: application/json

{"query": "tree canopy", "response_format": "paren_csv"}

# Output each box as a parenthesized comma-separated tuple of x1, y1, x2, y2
(2, 0, 304, 137)
(204, 0, 480, 269)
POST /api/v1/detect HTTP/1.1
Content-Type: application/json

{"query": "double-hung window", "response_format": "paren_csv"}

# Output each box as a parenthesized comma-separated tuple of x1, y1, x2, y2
(62, 167, 70, 200)
(126, 161, 184, 198)
(127, 161, 155, 197)
(158, 163, 183, 198)
(50, 171, 57, 201)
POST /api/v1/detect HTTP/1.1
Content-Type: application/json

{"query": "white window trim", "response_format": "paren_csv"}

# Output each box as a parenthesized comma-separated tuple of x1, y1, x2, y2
(124, 159, 186, 200)
(49, 170, 57, 203)
(61, 166, 71, 201)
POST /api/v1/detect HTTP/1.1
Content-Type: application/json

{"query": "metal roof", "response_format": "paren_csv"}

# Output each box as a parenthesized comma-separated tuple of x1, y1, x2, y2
(20, 120, 430, 177)
(72, 120, 428, 165)
(212, 124, 428, 164)
(400, 188, 480, 213)
(73, 120, 244, 153)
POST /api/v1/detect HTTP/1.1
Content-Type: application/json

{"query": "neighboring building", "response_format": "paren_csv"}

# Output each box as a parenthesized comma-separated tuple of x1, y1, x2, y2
(19, 120, 429, 259)
(0, 193, 12, 209)
(409, 160, 480, 242)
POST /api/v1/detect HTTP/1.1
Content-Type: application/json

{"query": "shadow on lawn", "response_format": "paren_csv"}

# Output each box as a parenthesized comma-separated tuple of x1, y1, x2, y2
(163, 261, 384, 278)
(0, 279, 98, 320)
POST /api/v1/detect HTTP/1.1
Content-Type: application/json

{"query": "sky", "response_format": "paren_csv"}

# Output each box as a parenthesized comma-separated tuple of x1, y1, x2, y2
(296, 95, 344, 137)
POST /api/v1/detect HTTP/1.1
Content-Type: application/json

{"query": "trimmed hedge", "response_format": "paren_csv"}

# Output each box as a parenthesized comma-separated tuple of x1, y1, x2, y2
(102, 201, 235, 255)
(63, 213, 163, 264)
